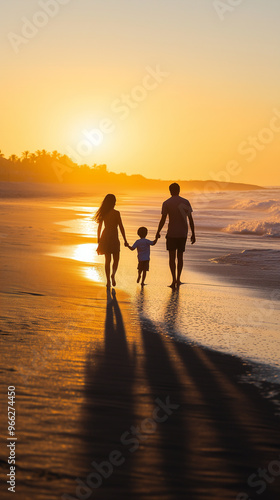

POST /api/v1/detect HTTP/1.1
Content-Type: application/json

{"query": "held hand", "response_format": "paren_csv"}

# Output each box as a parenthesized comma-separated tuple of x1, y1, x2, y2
(156, 232, 161, 240)
(191, 234, 196, 245)
(124, 241, 129, 247)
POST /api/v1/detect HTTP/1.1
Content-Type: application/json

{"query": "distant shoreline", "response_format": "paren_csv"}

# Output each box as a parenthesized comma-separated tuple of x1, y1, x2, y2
(0, 179, 265, 199)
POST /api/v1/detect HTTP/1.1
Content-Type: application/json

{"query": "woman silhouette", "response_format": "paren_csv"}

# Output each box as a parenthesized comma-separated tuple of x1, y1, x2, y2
(94, 194, 128, 288)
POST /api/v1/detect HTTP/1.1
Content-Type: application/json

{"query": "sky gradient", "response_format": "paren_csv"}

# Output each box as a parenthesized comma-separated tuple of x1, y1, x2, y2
(1, 0, 280, 185)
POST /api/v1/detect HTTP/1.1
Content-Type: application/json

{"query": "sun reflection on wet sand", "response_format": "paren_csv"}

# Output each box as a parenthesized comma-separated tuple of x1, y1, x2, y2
(83, 266, 103, 283)
(48, 206, 107, 283)
(53, 206, 99, 238)
(55, 217, 97, 238)
(48, 243, 104, 283)
(73, 243, 98, 263)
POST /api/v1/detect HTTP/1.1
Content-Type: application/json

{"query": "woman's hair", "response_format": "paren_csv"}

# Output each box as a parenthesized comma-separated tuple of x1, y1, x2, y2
(94, 194, 116, 223)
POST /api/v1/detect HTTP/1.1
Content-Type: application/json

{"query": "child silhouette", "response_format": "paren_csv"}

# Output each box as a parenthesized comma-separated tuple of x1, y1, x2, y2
(126, 227, 158, 286)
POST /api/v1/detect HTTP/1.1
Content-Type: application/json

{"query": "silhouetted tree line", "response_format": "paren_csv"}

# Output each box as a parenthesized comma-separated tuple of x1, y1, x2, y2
(0, 149, 117, 183)
(0, 149, 262, 191)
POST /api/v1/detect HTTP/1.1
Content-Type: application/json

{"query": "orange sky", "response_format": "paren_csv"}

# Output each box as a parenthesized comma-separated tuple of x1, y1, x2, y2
(1, 0, 280, 185)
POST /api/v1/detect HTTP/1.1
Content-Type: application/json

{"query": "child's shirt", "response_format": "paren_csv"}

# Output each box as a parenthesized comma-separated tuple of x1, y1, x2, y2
(131, 238, 154, 261)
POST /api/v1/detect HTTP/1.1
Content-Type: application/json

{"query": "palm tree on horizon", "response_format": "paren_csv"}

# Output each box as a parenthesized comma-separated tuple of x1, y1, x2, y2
(21, 151, 30, 161)
(51, 150, 62, 161)
(9, 154, 19, 163)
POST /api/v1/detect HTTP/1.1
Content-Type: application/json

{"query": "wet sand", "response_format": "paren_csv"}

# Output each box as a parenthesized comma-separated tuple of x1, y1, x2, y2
(0, 196, 280, 499)
(188, 241, 280, 297)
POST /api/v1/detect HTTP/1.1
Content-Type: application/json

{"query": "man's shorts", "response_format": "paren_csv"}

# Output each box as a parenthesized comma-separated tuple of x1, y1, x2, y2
(166, 237, 187, 253)
(138, 260, 150, 272)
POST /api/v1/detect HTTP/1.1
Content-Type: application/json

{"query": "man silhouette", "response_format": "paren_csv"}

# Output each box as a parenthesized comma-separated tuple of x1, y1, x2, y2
(156, 183, 196, 288)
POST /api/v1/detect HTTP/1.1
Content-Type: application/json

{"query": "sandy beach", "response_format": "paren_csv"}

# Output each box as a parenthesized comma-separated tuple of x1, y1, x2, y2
(0, 187, 280, 500)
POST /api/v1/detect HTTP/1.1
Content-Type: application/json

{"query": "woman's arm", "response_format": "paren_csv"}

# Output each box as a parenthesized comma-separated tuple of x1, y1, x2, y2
(118, 213, 128, 245)
(97, 221, 103, 242)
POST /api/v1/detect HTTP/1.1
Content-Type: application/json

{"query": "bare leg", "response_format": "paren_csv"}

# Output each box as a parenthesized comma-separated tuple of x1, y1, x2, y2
(177, 251, 184, 286)
(111, 252, 119, 286)
(141, 270, 147, 286)
(137, 270, 141, 283)
(105, 253, 111, 288)
(168, 250, 176, 288)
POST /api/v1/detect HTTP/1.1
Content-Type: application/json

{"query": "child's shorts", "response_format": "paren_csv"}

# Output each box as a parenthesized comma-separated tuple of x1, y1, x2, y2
(138, 260, 150, 272)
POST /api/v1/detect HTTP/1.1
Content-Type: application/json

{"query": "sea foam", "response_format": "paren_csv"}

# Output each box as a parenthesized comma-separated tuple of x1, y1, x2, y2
(210, 249, 280, 269)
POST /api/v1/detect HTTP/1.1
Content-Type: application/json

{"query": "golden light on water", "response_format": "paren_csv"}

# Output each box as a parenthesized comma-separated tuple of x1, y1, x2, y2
(55, 209, 98, 238)
(48, 207, 104, 283)
(76, 212, 98, 238)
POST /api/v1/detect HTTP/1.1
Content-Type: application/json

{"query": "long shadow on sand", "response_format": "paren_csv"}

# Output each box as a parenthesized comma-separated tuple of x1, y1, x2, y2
(136, 288, 193, 499)
(81, 288, 136, 500)
(161, 287, 280, 498)
(77, 287, 280, 500)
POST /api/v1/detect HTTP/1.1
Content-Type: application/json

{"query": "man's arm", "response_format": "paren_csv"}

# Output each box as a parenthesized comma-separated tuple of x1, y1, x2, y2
(156, 214, 167, 239)
(188, 213, 196, 244)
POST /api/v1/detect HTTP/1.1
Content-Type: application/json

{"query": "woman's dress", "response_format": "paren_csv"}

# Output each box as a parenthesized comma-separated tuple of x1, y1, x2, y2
(97, 209, 121, 255)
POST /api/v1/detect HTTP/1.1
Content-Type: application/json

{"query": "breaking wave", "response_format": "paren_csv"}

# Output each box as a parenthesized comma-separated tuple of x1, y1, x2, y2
(224, 219, 280, 237)
(234, 199, 280, 217)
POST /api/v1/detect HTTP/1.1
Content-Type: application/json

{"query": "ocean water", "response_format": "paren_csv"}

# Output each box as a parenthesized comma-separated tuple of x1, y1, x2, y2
(50, 187, 280, 385)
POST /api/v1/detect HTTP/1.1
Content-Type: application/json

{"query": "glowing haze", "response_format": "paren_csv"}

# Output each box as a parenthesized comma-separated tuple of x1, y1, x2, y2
(1, 0, 280, 185)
